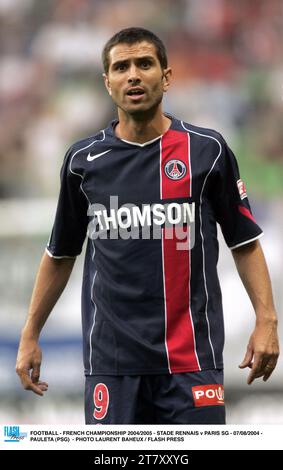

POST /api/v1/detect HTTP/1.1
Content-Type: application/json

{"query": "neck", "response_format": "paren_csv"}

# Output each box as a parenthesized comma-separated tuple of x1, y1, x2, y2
(114, 107, 171, 144)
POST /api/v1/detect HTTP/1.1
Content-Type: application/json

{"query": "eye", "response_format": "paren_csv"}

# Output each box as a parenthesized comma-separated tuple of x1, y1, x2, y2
(114, 63, 127, 72)
(140, 61, 151, 68)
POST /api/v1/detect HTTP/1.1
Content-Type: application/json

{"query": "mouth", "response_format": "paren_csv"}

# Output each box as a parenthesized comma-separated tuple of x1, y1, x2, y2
(126, 88, 145, 101)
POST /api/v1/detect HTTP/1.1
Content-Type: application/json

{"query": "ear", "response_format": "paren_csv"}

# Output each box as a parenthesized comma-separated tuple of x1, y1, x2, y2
(103, 73, 112, 96)
(162, 67, 172, 93)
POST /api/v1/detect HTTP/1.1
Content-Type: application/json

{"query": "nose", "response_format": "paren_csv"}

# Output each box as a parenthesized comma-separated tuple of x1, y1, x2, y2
(127, 64, 141, 84)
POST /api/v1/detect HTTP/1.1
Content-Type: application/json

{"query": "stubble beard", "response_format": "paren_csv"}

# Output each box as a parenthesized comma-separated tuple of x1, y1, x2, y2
(117, 90, 163, 121)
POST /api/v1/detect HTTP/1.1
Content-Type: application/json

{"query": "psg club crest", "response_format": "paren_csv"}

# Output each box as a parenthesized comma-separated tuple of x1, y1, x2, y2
(164, 159, 187, 180)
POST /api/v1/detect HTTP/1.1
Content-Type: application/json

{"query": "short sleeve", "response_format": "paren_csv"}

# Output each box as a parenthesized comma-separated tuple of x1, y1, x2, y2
(211, 139, 263, 249)
(46, 146, 89, 258)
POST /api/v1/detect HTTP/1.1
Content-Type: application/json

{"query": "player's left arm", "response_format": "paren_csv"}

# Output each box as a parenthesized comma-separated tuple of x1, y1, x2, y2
(232, 239, 280, 384)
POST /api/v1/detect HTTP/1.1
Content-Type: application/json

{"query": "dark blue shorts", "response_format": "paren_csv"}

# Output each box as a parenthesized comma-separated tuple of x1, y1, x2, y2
(85, 369, 225, 424)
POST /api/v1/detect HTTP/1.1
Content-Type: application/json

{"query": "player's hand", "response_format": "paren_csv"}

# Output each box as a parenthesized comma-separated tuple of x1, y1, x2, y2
(239, 318, 279, 385)
(16, 337, 48, 396)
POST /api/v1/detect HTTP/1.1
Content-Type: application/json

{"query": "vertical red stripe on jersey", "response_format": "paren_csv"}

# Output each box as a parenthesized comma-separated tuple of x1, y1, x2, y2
(161, 130, 199, 372)
(161, 130, 191, 199)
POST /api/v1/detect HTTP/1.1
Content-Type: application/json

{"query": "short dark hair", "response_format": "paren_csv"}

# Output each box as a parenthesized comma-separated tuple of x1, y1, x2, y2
(102, 27, 168, 73)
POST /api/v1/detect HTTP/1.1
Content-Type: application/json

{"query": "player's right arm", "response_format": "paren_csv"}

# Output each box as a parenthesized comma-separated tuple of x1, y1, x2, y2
(16, 251, 76, 396)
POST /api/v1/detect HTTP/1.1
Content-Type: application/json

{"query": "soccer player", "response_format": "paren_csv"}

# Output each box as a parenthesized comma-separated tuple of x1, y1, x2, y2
(16, 27, 279, 424)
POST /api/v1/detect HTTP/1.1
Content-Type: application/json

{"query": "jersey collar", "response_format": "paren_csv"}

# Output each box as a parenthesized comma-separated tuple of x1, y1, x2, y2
(107, 112, 177, 147)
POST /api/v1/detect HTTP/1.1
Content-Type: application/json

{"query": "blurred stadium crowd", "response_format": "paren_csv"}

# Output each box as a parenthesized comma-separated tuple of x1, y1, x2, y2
(0, 0, 282, 424)
(1, 0, 283, 198)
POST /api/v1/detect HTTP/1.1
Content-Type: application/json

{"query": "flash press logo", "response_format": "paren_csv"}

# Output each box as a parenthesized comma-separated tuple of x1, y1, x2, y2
(4, 426, 27, 442)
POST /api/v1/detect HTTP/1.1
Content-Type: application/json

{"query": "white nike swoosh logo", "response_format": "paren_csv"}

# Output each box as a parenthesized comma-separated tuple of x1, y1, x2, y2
(87, 149, 112, 161)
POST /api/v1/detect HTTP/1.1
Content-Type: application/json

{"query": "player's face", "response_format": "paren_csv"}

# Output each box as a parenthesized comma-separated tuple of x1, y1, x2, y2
(103, 41, 172, 117)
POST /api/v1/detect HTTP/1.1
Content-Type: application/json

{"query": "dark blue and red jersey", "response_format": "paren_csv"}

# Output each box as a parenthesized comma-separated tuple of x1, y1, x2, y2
(46, 113, 263, 376)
